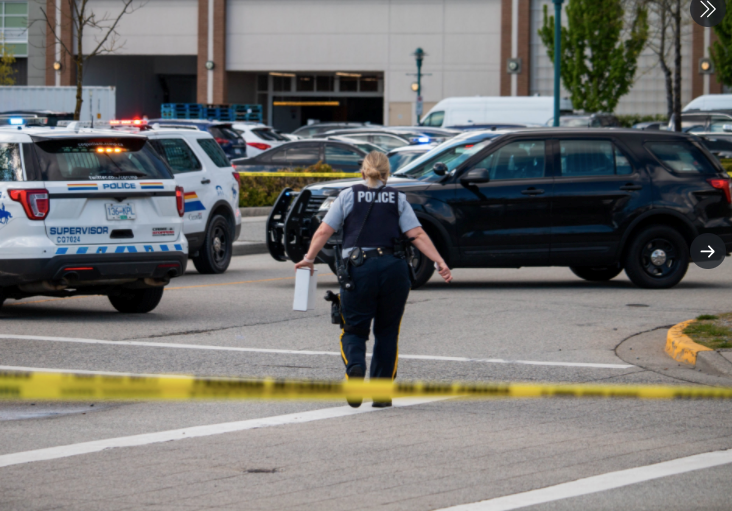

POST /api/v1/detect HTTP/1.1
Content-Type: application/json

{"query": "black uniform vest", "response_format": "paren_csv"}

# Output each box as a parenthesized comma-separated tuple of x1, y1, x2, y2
(342, 184, 402, 249)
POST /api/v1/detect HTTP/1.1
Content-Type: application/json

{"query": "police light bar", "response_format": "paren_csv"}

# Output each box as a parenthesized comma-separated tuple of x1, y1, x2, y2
(109, 119, 147, 126)
(0, 116, 49, 127)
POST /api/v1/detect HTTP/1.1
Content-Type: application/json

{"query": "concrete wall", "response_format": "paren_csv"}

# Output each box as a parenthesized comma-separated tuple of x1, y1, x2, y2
(226, 0, 502, 124)
(80, 0, 198, 56)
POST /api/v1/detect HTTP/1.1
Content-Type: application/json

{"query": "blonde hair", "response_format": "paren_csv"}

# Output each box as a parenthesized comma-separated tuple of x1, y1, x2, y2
(361, 151, 390, 188)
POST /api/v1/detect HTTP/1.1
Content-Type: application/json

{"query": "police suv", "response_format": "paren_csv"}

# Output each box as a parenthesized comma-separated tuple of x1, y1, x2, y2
(0, 118, 188, 312)
(109, 120, 242, 274)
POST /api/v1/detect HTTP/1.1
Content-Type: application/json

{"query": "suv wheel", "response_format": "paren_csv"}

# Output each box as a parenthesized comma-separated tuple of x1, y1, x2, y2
(108, 287, 164, 313)
(570, 266, 623, 282)
(624, 226, 689, 289)
(410, 247, 435, 290)
(193, 215, 233, 274)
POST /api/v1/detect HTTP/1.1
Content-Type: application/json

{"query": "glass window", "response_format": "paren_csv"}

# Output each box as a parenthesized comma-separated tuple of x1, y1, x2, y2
(395, 139, 495, 179)
(263, 147, 288, 163)
(370, 135, 408, 151)
(680, 115, 708, 131)
(296, 75, 314, 92)
(388, 151, 424, 173)
(151, 138, 201, 174)
(359, 76, 379, 92)
(33, 138, 172, 181)
(325, 144, 362, 167)
(257, 74, 268, 92)
(197, 138, 231, 168)
(252, 128, 288, 142)
(1, 1, 29, 57)
(272, 75, 291, 92)
(471, 140, 545, 180)
(559, 140, 616, 176)
(615, 147, 633, 175)
(316, 75, 334, 92)
(646, 142, 717, 174)
(286, 145, 320, 165)
(709, 115, 732, 133)
(422, 111, 444, 127)
(700, 137, 732, 153)
(0, 143, 22, 181)
(339, 76, 357, 92)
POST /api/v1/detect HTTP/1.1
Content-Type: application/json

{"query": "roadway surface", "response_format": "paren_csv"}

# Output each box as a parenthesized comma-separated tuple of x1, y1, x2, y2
(1, 254, 731, 510)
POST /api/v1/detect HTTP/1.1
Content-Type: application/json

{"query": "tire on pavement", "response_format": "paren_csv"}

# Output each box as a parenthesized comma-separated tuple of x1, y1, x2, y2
(410, 247, 435, 290)
(570, 266, 623, 282)
(108, 287, 165, 313)
(193, 214, 233, 274)
(623, 225, 689, 289)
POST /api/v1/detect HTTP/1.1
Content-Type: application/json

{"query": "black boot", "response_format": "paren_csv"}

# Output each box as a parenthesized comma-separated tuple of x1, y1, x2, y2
(346, 366, 365, 408)
(372, 399, 392, 408)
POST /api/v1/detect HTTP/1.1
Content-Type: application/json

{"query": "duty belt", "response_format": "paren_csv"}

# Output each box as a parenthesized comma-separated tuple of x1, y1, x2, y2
(361, 247, 394, 259)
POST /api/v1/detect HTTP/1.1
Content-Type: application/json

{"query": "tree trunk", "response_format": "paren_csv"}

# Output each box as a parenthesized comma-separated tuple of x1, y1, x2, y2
(673, 0, 682, 132)
(659, 6, 673, 120)
(74, 3, 84, 121)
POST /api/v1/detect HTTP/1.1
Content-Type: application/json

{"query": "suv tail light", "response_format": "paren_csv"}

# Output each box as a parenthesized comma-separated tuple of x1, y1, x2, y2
(708, 178, 732, 204)
(9, 189, 50, 220)
(215, 137, 232, 146)
(175, 186, 185, 217)
(247, 142, 271, 151)
(232, 171, 241, 187)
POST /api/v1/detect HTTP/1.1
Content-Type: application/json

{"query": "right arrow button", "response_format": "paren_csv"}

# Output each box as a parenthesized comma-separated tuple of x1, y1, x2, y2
(691, 234, 726, 269)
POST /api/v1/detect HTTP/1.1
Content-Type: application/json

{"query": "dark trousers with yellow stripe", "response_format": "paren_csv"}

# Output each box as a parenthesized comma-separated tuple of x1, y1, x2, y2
(339, 254, 411, 380)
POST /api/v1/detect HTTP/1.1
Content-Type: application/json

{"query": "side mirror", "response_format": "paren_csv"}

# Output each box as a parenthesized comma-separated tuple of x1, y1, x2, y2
(432, 162, 448, 176)
(460, 168, 490, 185)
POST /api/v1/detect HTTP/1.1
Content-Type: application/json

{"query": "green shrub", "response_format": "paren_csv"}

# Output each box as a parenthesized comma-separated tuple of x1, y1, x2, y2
(238, 162, 357, 208)
(615, 114, 667, 128)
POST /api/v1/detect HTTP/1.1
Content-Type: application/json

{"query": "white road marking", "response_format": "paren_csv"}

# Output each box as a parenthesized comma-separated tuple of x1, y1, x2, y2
(0, 396, 448, 469)
(0, 334, 632, 369)
(435, 448, 732, 511)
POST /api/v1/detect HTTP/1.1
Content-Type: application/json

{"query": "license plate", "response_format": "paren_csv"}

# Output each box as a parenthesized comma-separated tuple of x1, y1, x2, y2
(105, 203, 136, 220)
(235, 148, 242, 155)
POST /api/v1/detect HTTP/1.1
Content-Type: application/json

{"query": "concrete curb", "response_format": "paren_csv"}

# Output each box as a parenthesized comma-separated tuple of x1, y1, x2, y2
(232, 242, 268, 256)
(664, 320, 712, 365)
(239, 207, 272, 218)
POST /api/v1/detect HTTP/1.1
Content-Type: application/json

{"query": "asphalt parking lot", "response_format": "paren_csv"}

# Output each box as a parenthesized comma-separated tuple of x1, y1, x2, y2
(1, 255, 732, 510)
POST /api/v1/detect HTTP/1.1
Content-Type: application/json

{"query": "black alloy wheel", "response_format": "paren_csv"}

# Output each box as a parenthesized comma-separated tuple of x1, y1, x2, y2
(108, 287, 164, 313)
(409, 247, 435, 290)
(570, 266, 623, 282)
(624, 226, 689, 289)
(193, 214, 233, 274)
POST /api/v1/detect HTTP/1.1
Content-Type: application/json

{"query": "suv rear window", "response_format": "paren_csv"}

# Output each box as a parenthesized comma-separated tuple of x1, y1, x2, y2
(197, 138, 231, 167)
(150, 138, 202, 174)
(0, 143, 22, 181)
(32, 137, 172, 181)
(646, 142, 717, 174)
(252, 128, 288, 142)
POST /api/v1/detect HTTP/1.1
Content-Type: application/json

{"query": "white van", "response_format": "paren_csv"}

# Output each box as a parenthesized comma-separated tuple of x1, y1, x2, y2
(420, 96, 573, 128)
(683, 94, 732, 112)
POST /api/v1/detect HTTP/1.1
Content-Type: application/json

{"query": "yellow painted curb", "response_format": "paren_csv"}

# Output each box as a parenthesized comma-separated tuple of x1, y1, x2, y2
(665, 319, 712, 365)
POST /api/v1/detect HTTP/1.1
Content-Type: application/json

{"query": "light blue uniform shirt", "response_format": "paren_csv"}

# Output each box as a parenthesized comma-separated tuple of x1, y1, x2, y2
(322, 183, 422, 257)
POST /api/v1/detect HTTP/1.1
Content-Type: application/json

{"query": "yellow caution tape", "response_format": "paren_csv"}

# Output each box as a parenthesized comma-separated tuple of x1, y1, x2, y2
(238, 172, 358, 178)
(2, 371, 732, 401)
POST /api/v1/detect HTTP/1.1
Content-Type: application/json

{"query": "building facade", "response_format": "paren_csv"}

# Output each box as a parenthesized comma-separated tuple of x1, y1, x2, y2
(5, 0, 726, 129)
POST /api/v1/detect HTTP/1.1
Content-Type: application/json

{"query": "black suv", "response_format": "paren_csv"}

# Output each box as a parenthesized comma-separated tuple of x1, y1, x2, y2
(266, 129, 732, 289)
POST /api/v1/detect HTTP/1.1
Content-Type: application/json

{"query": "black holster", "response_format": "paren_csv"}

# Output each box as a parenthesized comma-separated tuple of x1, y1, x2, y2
(393, 235, 417, 286)
(324, 290, 369, 339)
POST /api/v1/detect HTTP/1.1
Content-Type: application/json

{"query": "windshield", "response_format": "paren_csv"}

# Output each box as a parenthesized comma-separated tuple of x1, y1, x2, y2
(32, 137, 172, 181)
(252, 128, 288, 141)
(389, 151, 426, 173)
(393, 137, 496, 180)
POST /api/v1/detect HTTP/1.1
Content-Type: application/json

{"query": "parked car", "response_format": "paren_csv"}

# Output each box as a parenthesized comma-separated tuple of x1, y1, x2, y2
(322, 127, 457, 150)
(326, 136, 386, 154)
(447, 123, 531, 131)
(232, 139, 367, 173)
(546, 114, 621, 128)
(267, 128, 732, 290)
(291, 122, 380, 138)
(668, 112, 732, 132)
(0, 118, 187, 312)
(633, 121, 666, 131)
(696, 133, 732, 160)
(148, 119, 247, 160)
(0, 110, 74, 127)
(232, 123, 289, 156)
(420, 96, 574, 127)
(387, 145, 434, 173)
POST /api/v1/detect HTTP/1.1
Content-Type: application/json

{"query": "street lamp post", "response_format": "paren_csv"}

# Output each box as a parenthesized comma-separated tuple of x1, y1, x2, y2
(553, 0, 563, 127)
(413, 47, 425, 123)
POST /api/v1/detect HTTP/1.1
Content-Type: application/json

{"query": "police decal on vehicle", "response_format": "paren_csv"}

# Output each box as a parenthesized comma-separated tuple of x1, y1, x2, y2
(0, 203, 13, 227)
(152, 227, 175, 236)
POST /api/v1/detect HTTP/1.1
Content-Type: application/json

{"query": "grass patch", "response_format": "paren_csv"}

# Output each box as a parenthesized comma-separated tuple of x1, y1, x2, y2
(684, 313, 732, 350)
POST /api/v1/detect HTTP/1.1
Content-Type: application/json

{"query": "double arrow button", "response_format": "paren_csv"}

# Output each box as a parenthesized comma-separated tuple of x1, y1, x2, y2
(691, 0, 726, 27)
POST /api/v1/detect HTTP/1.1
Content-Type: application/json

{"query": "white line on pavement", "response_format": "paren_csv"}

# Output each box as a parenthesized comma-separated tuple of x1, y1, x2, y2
(0, 334, 632, 369)
(0, 396, 448, 469)
(435, 448, 732, 511)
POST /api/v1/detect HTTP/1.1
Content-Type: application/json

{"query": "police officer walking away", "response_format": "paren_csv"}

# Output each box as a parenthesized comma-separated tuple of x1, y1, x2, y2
(295, 151, 452, 408)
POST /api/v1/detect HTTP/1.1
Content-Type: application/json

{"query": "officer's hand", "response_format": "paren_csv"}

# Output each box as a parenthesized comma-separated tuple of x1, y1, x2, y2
(295, 260, 315, 275)
(435, 261, 453, 283)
